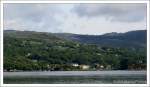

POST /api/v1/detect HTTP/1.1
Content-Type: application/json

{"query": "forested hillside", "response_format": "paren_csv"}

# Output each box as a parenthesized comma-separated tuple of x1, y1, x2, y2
(55, 30, 146, 48)
(4, 30, 147, 71)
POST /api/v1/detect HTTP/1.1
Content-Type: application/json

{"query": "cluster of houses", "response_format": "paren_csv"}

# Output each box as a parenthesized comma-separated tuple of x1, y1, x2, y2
(71, 63, 110, 70)
(71, 64, 90, 70)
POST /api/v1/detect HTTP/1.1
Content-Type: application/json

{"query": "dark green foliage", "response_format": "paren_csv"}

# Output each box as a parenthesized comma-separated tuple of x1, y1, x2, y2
(55, 30, 146, 48)
(4, 30, 147, 71)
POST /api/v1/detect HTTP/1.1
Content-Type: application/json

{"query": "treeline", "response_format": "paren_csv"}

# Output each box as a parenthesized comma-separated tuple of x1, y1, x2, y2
(4, 31, 146, 71)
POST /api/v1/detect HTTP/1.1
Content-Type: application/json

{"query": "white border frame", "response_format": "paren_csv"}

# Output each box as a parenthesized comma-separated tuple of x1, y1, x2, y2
(0, 1, 149, 87)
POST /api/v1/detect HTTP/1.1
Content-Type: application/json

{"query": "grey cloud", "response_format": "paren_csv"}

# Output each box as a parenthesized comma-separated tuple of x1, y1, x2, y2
(3, 3, 147, 35)
(4, 4, 62, 22)
(74, 3, 147, 22)
(4, 4, 64, 32)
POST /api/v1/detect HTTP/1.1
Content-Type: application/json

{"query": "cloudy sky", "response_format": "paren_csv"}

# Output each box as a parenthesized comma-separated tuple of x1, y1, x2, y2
(4, 3, 147, 35)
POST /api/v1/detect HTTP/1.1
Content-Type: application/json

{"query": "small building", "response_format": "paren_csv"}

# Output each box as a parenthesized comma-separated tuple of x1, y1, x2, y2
(72, 63, 79, 67)
(100, 65, 104, 68)
(80, 65, 90, 70)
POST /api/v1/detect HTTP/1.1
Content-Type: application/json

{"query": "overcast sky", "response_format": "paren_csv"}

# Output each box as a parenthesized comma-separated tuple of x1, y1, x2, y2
(4, 3, 147, 35)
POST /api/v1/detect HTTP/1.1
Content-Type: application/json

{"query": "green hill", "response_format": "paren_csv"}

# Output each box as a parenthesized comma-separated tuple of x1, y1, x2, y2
(4, 30, 147, 71)
(54, 30, 147, 49)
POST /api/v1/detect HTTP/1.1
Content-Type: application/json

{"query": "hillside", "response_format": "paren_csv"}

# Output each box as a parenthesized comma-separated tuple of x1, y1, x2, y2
(54, 30, 147, 48)
(4, 30, 147, 71)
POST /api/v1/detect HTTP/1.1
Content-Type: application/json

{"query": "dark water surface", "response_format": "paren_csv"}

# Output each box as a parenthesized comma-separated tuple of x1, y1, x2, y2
(3, 71, 146, 84)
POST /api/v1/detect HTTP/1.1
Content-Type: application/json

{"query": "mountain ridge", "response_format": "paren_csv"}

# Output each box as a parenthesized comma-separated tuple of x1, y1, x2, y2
(4, 30, 147, 49)
(53, 30, 147, 48)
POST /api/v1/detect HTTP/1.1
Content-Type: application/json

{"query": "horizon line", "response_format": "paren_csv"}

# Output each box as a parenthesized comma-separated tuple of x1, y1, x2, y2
(4, 29, 147, 35)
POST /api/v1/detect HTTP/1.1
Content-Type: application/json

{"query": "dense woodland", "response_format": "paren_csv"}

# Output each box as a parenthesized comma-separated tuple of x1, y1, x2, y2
(4, 30, 147, 71)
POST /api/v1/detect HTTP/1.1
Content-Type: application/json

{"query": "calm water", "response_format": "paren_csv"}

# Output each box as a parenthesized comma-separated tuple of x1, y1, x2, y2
(3, 71, 146, 84)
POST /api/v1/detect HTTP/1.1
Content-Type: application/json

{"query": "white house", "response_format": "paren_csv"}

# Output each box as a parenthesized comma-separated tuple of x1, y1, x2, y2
(72, 63, 79, 67)
(80, 65, 90, 70)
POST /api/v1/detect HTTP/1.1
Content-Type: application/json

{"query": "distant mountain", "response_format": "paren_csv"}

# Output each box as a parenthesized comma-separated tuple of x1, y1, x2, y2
(54, 30, 147, 48)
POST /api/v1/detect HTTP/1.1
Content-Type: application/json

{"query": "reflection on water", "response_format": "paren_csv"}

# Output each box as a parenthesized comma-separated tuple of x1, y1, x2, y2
(4, 71, 146, 84)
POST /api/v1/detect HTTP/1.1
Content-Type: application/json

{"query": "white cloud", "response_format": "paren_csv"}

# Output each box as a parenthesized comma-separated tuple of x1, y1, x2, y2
(56, 13, 146, 35)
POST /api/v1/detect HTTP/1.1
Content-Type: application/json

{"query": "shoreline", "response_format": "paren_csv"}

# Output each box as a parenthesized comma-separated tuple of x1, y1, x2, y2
(3, 69, 147, 72)
(3, 70, 147, 77)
